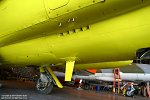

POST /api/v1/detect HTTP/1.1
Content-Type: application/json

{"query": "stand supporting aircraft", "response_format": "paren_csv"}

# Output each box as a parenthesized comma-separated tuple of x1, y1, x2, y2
(0, 0, 150, 94)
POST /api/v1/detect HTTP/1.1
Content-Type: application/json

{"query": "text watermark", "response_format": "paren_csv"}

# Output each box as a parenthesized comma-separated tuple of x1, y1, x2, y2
(1, 95, 28, 99)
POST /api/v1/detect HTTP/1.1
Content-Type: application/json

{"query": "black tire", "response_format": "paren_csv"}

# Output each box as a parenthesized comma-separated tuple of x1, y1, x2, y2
(126, 90, 134, 97)
(36, 78, 54, 94)
(84, 84, 90, 90)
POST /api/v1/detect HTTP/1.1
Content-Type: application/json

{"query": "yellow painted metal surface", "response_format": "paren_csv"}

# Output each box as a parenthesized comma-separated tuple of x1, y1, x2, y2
(44, 0, 69, 10)
(65, 61, 75, 81)
(0, 0, 150, 71)
(0, 0, 48, 38)
(39, 67, 45, 73)
(45, 0, 104, 18)
(46, 67, 63, 88)
(75, 60, 133, 69)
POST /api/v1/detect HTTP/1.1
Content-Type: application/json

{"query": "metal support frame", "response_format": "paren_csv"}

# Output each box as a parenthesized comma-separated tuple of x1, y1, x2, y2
(113, 68, 121, 94)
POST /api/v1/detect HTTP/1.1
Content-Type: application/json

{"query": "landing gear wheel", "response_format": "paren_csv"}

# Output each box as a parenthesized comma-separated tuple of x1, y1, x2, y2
(36, 73, 54, 94)
(126, 91, 134, 97)
(84, 84, 90, 90)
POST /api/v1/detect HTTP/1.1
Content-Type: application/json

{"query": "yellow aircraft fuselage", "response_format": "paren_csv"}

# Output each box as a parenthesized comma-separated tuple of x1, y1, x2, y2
(0, 0, 150, 69)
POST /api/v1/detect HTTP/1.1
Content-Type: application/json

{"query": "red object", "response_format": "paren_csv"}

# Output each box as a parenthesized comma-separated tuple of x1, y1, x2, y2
(87, 69, 97, 74)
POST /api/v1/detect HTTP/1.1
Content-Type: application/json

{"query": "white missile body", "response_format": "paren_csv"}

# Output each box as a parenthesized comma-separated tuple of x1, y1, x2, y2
(73, 72, 150, 82)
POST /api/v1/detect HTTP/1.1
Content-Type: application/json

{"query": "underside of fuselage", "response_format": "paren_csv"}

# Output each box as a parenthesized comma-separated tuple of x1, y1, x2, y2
(0, 0, 150, 94)
(1, 3, 150, 66)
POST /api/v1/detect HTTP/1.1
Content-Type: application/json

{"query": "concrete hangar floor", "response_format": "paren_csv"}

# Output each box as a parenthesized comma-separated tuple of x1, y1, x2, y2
(0, 80, 149, 100)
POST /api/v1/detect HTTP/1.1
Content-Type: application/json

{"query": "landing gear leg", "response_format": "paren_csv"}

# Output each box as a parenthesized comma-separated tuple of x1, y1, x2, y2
(36, 66, 63, 94)
(36, 67, 53, 94)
